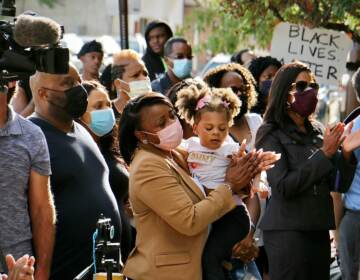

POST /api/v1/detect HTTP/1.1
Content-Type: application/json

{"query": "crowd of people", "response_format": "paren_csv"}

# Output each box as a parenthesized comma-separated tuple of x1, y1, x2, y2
(1, 17, 360, 280)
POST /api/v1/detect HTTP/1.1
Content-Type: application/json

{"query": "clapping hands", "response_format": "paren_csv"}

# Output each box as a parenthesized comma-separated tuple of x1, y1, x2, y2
(342, 121, 360, 153)
(225, 140, 280, 194)
(321, 123, 345, 158)
(0, 255, 34, 280)
(322, 120, 360, 159)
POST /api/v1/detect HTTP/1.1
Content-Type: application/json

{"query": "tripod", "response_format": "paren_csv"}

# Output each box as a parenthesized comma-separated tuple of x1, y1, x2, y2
(74, 214, 122, 280)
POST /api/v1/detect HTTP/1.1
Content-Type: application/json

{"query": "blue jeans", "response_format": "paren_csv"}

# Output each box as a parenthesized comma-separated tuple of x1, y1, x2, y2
(229, 259, 262, 280)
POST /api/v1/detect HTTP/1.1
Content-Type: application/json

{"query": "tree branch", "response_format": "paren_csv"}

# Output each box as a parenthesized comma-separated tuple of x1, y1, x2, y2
(321, 22, 360, 43)
(268, 5, 285, 22)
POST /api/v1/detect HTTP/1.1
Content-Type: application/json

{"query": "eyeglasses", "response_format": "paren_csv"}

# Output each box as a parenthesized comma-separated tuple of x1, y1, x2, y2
(346, 62, 360, 72)
(290, 81, 319, 92)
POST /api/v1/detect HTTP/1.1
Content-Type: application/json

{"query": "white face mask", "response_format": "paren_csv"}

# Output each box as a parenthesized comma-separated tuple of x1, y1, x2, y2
(128, 78, 152, 98)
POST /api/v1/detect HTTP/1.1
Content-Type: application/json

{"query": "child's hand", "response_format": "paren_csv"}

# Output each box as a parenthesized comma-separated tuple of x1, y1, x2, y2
(226, 150, 261, 192)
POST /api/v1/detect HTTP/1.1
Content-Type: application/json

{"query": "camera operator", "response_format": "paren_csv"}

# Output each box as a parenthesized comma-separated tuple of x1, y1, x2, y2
(9, 78, 34, 117)
(29, 66, 122, 280)
(0, 80, 55, 280)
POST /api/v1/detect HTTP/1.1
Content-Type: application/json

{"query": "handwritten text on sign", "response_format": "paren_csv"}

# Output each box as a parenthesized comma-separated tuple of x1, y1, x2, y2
(270, 22, 352, 85)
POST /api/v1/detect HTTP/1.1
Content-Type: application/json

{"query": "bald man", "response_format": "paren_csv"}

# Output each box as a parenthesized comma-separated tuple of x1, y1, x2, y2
(110, 49, 151, 119)
(10, 63, 81, 118)
(29, 67, 122, 280)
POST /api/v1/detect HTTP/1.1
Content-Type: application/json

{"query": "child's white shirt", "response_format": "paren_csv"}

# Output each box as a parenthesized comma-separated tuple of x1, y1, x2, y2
(181, 136, 239, 190)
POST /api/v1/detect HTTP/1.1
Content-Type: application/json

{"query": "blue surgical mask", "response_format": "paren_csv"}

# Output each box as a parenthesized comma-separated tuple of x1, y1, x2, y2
(172, 59, 192, 79)
(89, 108, 116, 136)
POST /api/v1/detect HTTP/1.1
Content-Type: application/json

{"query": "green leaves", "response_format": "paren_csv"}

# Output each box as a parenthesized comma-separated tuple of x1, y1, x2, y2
(183, 0, 360, 55)
(37, 0, 59, 8)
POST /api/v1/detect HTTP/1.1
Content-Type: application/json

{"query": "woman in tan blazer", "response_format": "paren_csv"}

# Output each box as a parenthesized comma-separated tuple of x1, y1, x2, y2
(119, 92, 276, 280)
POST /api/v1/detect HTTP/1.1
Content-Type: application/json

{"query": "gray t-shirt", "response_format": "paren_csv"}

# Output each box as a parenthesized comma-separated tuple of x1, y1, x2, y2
(0, 107, 51, 266)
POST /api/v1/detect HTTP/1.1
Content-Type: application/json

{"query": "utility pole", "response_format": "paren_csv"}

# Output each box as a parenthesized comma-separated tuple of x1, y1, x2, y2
(119, 0, 129, 49)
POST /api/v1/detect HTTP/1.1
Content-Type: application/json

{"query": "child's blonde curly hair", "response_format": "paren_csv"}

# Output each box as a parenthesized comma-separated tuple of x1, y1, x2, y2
(175, 84, 241, 126)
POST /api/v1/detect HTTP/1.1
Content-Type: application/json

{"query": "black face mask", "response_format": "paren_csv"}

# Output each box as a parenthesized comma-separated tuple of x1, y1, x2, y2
(260, 79, 272, 97)
(346, 61, 360, 72)
(234, 94, 248, 122)
(46, 85, 88, 119)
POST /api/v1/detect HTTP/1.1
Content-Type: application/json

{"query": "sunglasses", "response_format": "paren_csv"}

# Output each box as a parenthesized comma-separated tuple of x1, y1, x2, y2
(290, 81, 319, 92)
(230, 84, 250, 94)
(346, 62, 360, 72)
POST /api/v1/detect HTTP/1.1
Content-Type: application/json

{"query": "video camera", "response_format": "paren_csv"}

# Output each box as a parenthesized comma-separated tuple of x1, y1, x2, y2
(74, 214, 122, 280)
(0, 0, 69, 84)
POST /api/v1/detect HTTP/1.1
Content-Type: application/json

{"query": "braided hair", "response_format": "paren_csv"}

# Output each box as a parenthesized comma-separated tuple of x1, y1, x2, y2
(119, 92, 173, 165)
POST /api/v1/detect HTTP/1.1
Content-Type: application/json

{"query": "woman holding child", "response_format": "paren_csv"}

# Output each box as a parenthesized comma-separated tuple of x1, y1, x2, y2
(119, 91, 279, 280)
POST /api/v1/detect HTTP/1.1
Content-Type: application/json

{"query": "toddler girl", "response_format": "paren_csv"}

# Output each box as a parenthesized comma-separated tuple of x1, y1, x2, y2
(176, 85, 267, 280)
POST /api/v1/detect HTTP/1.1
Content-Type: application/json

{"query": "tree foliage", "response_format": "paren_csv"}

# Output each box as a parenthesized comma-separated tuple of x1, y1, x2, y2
(37, 0, 59, 8)
(183, 0, 360, 54)
(181, 0, 248, 54)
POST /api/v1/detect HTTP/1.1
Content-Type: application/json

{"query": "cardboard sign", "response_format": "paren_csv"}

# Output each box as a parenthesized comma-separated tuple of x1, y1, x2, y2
(270, 22, 353, 86)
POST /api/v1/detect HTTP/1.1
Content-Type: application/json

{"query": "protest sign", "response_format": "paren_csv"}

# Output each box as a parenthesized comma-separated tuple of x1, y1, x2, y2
(271, 22, 353, 85)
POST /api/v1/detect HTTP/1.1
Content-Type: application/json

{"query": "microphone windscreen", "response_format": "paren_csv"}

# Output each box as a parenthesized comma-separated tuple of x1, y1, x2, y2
(14, 15, 62, 47)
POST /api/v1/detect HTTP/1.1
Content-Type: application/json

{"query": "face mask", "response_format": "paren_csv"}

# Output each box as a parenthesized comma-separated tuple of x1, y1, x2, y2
(172, 59, 192, 79)
(290, 87, 318, 118)
(260, 79, 272, 97)
(234, 94, 248, 121)
(128, 78, 152, 98)
(89, 108, 116, 136)
(144, 118, 183, 151)
(47, 85, 88, 119)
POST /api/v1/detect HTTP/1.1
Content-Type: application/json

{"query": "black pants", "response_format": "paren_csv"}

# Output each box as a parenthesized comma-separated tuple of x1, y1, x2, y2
(255, 245, 269, 276)
(119, 205, 133, 264)
(202, 205, 250, 280)
(264, 230, 330, 280)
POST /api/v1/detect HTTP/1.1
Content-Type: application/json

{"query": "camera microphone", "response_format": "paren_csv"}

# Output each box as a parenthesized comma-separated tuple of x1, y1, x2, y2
(0, 12, 69, 79)
(13, 14, 62, 47)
